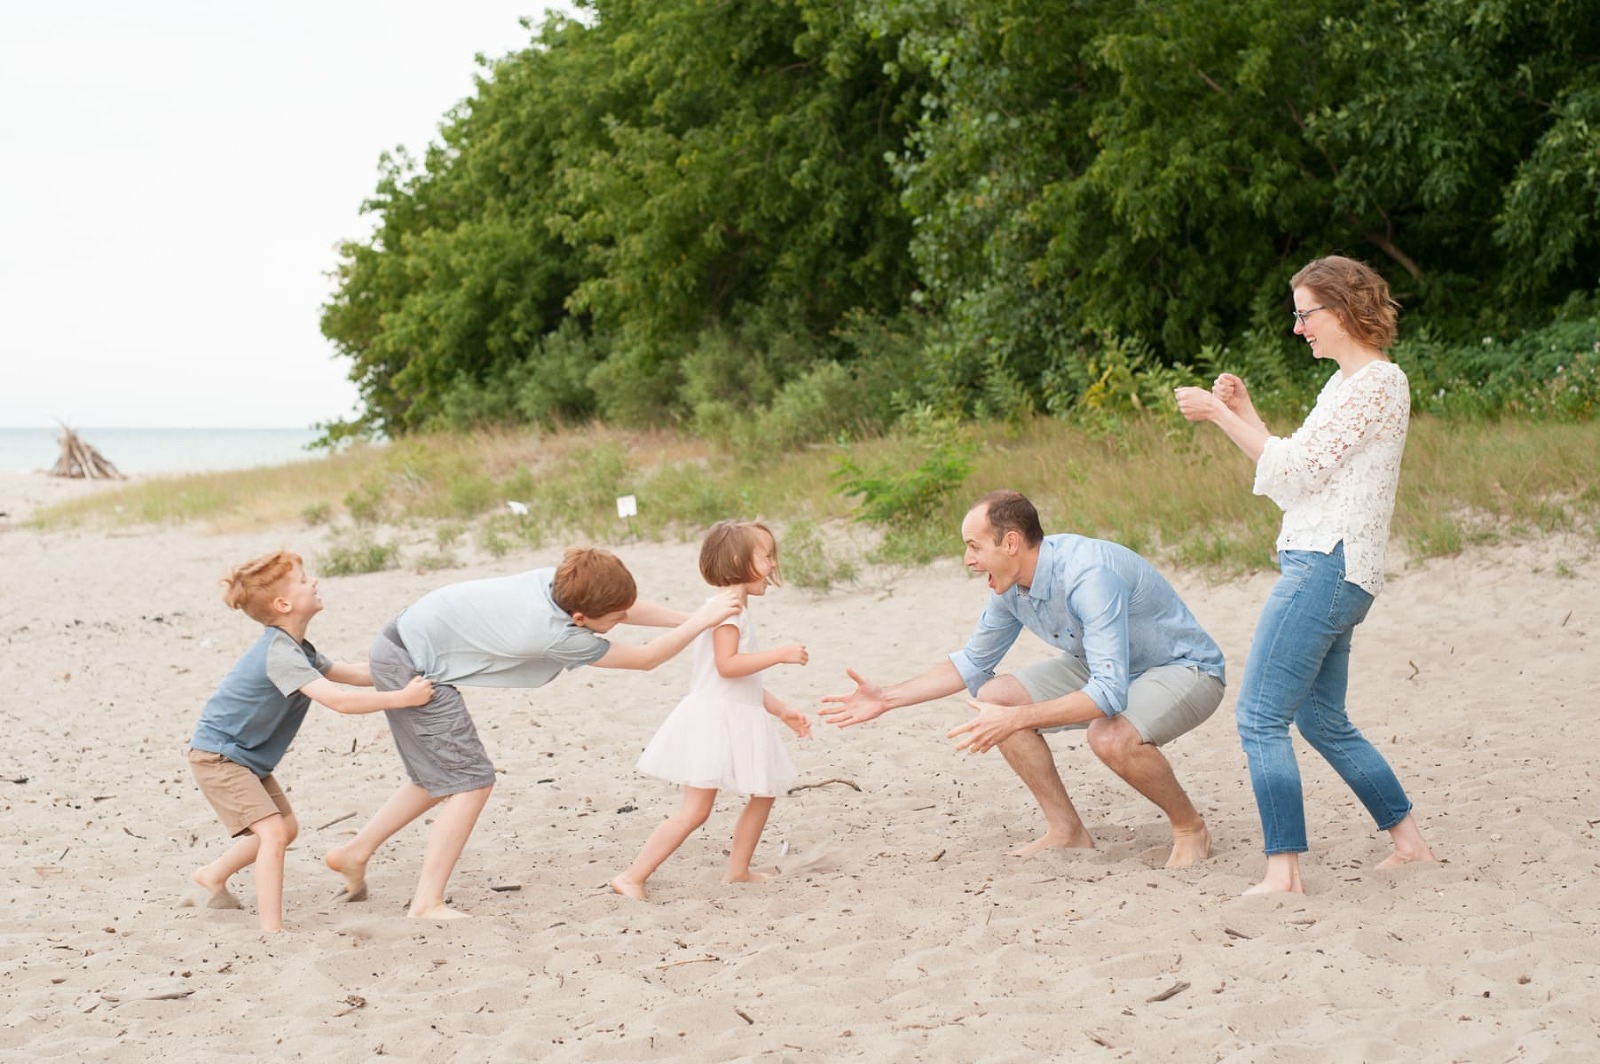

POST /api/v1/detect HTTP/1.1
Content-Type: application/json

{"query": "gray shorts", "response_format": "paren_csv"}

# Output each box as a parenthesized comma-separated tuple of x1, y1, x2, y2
(1013, 655, 1223, 746)
(371, 621, 496, 798)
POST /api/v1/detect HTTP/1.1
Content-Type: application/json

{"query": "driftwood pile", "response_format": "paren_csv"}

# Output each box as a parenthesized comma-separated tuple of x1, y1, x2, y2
(51, 425, 124, 480)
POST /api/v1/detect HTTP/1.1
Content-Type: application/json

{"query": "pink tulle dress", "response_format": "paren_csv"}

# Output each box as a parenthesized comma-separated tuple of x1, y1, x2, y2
(635, 605, 796, 797)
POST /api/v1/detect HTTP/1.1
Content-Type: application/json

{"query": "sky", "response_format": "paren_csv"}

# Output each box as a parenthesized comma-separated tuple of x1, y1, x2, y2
(0, 2, 569, 429)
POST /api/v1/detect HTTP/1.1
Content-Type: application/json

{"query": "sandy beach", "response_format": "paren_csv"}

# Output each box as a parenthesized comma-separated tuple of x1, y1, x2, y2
(2, 470, 1596, 1062)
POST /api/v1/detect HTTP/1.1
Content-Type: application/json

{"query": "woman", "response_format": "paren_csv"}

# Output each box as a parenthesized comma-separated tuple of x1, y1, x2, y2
(1175, 255, 1436, 894)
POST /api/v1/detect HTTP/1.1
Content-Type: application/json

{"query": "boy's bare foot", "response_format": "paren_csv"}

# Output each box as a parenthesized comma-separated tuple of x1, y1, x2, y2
(723, 869, 775, 885)
(190, 868, 242, 909)
(408, 901, 470, 920)
(324, 848, 369, 902)
(1166, 823, 1211, 868)
(610, 875, 647, 900)
(1008, 827, 1094, 859)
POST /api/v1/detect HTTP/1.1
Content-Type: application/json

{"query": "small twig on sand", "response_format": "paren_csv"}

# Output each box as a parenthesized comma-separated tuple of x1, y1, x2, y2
(735, 1008, 755, 1025)
(317, 811, 358, 831)
(786, 777, 861, 795)
(656, 956, 721, 970)
(1147, 981, 1190, 1002)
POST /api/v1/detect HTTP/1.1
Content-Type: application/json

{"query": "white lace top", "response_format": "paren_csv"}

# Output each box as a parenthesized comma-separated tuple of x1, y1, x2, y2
(1253, 360, 1409, 595)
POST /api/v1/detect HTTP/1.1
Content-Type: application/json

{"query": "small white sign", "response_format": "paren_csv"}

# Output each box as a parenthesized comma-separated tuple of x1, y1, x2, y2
(616, 494, 638, 518)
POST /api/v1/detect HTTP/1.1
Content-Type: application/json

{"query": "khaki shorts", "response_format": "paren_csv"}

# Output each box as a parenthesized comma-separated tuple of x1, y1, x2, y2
(188, 748, 293, 836)
(1013, 655, 1224, 746)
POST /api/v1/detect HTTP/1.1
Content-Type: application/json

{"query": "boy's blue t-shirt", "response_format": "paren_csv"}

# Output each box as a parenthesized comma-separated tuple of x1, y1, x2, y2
(190, 627, 333, 777)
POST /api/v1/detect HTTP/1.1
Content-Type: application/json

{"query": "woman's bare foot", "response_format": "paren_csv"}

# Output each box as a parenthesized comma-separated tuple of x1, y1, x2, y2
(190, 868, 242, 909)
(1166, 822, 1211, 868)
(1008, 826, 1095, 859)
(408, 900, 470, 920)
(610, 875, 647, 900)
(324, 848, 369, 902)
(1376, 815, 1437, 869)
(1243, 853, 1304, 895)
(724, 869, 775, 885)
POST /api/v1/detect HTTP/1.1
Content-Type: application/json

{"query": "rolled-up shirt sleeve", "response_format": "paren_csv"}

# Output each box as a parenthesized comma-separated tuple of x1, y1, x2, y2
(1070, 567, 1132, 717)
(949, 598, 1025, 695)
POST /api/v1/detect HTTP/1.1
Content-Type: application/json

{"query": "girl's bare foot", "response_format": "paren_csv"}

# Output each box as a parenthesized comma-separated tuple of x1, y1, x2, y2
(190, 868, 242, 909)
(1376, 847, 1438, 869)
(324, 848, 369, 902)
(1008, 827, 1095, 859)
(408, 900, 470, 920)
(723, 869, 775, 885)
(610, 875, 647, 900)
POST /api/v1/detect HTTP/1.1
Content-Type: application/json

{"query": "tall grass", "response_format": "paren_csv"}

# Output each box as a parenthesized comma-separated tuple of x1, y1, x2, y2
(30, 417, 1600, 580)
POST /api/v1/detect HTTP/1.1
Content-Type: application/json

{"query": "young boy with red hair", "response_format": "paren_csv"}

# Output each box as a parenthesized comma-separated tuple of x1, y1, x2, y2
(187, 550, 433, 932)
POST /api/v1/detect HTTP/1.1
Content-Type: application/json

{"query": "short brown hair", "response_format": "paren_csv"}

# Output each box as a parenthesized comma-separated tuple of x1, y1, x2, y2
(972, 490, 1044, 548)
(221, 550, 302, 625)
(1291, 255, 1400, 351)
(699, 520, 781, 588)
(551, 547, 637, 617)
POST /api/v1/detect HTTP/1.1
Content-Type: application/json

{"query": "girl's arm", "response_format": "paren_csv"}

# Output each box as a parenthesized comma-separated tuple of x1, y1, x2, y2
(713, 622, 808, 679)
(763, 689, 811, 738)
(299, 674, 433, 715)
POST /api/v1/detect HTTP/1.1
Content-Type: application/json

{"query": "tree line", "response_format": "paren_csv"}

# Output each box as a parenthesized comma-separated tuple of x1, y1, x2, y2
(320, 0, 1600, 442)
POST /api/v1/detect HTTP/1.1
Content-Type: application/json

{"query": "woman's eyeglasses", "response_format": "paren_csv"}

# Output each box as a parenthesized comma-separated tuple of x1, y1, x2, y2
(1291, 306, 1326, 326)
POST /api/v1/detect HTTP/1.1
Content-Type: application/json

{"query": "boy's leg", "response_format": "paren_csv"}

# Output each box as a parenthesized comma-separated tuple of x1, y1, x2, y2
(325, 782, 440, 901)
(611, 786, 718, 900)
(249, 812, 296, 932)
(188, 755, 292, 908)
(724, 795, 776, 884)
(408, 784, 494, 919)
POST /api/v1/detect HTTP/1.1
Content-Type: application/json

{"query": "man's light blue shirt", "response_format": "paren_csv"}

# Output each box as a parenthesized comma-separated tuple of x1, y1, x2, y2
(948, 534, 1225, 717)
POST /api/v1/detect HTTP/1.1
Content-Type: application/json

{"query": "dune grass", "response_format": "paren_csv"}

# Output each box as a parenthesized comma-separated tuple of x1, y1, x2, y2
(30, 416, 1600, 586)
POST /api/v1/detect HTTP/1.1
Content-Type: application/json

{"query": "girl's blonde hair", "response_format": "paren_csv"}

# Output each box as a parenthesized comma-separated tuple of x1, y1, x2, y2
(699, 520, 781, 588)
(221, 549, 302, 625)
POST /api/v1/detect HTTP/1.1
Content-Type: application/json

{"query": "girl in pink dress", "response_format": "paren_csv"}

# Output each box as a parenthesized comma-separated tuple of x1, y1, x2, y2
(611, 520, 811, 900)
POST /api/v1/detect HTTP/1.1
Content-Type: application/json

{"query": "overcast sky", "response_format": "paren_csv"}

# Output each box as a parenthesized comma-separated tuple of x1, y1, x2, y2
(0, 2, 566, 429)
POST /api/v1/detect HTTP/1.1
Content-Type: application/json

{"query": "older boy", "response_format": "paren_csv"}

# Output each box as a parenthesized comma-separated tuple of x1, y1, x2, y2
(325, 547, 740, 919)
(188, 550, 433, 932)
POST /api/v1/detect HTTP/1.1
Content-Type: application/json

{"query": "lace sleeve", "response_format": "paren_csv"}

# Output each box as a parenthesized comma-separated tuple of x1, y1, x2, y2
(1255, 366, 1407, 504)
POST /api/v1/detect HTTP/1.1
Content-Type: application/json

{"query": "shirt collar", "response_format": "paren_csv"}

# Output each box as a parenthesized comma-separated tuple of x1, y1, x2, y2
(1020, 536, 1059, 603)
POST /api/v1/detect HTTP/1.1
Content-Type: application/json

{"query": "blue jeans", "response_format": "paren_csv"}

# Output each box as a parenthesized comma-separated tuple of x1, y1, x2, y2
(1236, 545, 1413, 855)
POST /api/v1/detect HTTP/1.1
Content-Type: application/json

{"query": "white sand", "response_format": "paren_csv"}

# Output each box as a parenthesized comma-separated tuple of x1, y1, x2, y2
(2, 470, 1596, 1061)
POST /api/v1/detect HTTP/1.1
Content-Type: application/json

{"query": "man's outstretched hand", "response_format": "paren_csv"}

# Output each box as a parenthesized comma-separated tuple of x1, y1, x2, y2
(818, 669, 888, 728)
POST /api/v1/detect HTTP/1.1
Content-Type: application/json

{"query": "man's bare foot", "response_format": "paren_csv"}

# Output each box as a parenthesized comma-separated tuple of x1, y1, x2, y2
(408, 901, 470, 920)
(1166, 823, 1211, 869)
(190, 868, 242, 909)
(1008, 827, 1095, 859)
(324, 848, 369, 902)
(724, 869, 775, 885)
(610, 875, 647, 900)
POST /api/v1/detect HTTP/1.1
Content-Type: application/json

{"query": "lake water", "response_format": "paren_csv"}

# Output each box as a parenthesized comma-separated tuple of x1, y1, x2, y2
(0, 427, 329, 475)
